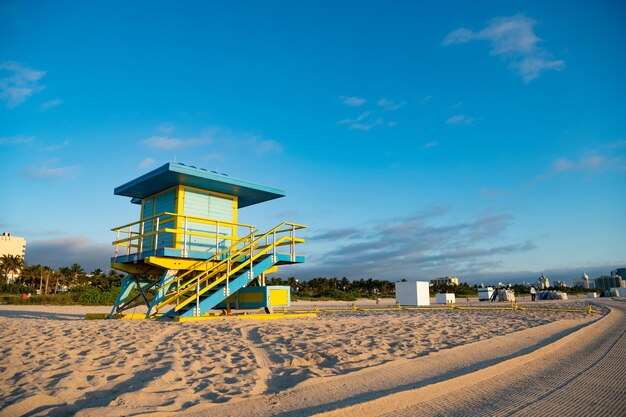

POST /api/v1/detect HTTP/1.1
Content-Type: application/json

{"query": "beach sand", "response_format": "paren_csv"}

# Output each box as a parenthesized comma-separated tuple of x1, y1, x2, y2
(0, 299, 615, 416)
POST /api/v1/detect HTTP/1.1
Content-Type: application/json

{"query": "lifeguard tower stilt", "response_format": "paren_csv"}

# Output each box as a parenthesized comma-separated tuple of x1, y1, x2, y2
(108, 163, 305, 320)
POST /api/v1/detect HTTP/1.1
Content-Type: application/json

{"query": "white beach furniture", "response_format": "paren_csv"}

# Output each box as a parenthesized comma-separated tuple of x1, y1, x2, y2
(435, 293, 455, 304)
(478, 287, 494, 301)
(395, 281, 430, 306)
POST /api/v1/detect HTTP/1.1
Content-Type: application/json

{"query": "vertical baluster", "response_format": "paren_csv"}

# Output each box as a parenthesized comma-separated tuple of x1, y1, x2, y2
(216, 221, 220, 257)
(154, 217, 160, 252)
(127, 226, 132, 256)
(290, 224, 295, 262)
(115, 230, 120, 257)
(195, 272, 200, 317)
(182, 216, 188, 257)
(139, 220, 144, 254)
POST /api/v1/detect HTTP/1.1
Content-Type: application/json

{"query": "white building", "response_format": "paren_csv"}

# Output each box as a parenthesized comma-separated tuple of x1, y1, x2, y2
(430, 276, 459, 286)
(0, 232, 26, 282)
(572, 272, 590, 289)
(538, 273, 550, 289)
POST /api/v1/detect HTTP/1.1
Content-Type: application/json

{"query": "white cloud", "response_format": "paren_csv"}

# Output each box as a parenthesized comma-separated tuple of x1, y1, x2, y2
(24, 164, 80, 180)
(552, 157, 574, 172)
(377, 98, 405, 111)
(42, 140, 70, 152)
(0, 61, 46, 107)
(603, 140, 626, 150)
(337, 111, 383, 131)
(247, 137, 283, 156)
(421, 95, 432, 104)
(0, 135, 34, 145)
(40, 98, 62, 111)
(534, 151, 626, 182)
(139, 157, 157, 169)
(156, 122, 175, 134)
(141, 135, 210, 150)
(446, 114, 475, 125)
(443, 14, 564, 82)
(422, 140, 439, 149)
(340, 96, 366, 107)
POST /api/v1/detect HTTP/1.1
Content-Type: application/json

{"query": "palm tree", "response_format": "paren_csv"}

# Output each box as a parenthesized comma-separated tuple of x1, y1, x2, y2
(43, 267, 54, 295)
(68, 263, 86, 286)
(16, 264, 41, 289)
(57, 266, 71, 293)
(0, 254, 24, 284)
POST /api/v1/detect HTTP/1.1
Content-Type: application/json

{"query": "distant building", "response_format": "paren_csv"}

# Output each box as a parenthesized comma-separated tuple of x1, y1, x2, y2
(553, 280, 568, 288)
(610, 268, 625, 279)
(594, 275, 625, 290)
(537, 273, 550, 289)
(0, 232, 26, 282)
(572, 272, 590, 289)
(430, 276, 459, 286)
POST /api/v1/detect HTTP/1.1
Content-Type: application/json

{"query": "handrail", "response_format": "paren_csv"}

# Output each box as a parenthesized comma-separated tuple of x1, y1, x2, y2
(112, 212, 254, 232)
(171, 223, 305, 312)
(154, 234, 262, 311)
(111, 211, 258, 258)
(173, 235, 298, 312)
(153, 229, 258, 295)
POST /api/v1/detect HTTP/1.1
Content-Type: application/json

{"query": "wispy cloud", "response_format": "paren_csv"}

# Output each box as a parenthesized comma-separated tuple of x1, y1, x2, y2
(337, 111, 383, 131)
(0, 135, 34, 145)
(480, 188, 508, 197)
(40, 98, 62, 111)
(310, 228, 362, 241)
(302, 208, 533, 279)
(247, 136, 283, 156)
(141, 135, 210, 150)
(421, 95, 432, 104)
(138, 157, 157, 169)
(377, 98, 405, 111)
(603, 140, 626, 150)
(41, 140, 70, 152)
(534, 150, 626, 182)
(422, 140, 439, 150)
(443, 14, 564, 82)
(339, 96, 366, 107)
(24, 164, 80, 180)
(156, 122, 175, 134)
(0, 61, 46, 107)
(446, 114, 474, 125)
(27, 236, 111, 272)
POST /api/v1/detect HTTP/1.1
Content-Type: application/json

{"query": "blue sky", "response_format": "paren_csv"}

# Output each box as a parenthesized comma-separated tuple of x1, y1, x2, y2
(1, 1, 625, 284)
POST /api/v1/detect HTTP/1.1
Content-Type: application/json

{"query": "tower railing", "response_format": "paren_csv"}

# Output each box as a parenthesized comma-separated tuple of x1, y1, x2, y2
(111, 212, 256, 258)
(151, 221, 306, 314)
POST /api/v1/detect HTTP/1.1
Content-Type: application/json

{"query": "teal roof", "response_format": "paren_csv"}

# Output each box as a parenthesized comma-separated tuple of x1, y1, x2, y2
(115, 163, 286, 208)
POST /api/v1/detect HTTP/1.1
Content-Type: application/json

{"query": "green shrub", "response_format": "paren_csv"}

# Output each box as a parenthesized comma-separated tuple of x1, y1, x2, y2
(0, 283, 33, 295)
(317, 288, 359, 301)
(75, 286, 120, 305)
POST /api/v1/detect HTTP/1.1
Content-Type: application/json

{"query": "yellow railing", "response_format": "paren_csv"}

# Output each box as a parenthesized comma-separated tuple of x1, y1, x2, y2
(112, 212, 256, 258)
(152, 229, 259, 304)
(153, 222, 306, 314)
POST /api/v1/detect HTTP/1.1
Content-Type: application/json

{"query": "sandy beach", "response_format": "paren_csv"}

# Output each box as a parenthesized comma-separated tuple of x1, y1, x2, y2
(0, 298, 623, 416)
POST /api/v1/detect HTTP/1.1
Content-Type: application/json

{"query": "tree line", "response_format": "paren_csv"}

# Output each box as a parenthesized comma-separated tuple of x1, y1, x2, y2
(0, 255, 122, 295)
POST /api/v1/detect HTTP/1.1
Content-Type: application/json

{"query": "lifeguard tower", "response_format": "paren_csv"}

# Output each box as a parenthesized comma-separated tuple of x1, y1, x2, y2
(108, 162, 305, 320)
